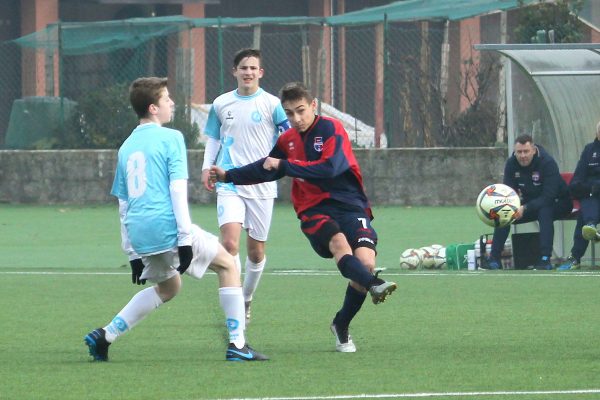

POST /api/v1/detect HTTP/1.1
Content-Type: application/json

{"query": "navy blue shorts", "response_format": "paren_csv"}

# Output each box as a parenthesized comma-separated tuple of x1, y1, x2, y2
(299, 201, 378, 259)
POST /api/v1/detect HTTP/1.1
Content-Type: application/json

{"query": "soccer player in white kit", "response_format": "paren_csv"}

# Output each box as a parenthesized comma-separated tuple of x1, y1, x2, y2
(201, 49, 290, 323)
(84, 77, 267, 362)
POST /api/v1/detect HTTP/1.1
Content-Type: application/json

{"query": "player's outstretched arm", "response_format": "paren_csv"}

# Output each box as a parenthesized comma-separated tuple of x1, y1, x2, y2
(282, 136, 349, 180)
(262, 157, 280, 171)
(210, 158, 284, 186)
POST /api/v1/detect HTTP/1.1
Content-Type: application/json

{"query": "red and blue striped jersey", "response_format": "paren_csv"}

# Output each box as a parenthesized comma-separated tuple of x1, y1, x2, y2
(225, 115, 372, 218)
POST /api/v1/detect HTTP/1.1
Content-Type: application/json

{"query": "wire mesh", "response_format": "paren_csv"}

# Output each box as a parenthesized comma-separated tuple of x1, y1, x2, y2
(0, 18, 505, 149)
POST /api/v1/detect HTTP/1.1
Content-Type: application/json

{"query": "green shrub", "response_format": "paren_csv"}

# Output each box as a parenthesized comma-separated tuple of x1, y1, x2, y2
(164, 96, 201, 149)
(62, 84, 201, 149)
(514, 0, 584, 44)
(74, 83, 137, 149)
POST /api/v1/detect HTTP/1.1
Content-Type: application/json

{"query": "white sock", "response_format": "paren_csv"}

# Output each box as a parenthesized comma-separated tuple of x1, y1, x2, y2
(243, 256, 266, 303)
(219, 286, 246, 348)
(233, 254, 242, 277)
(103, 286, 163, 343)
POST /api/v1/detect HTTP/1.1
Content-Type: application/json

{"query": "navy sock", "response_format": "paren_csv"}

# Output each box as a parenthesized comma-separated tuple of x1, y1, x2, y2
(336, 254, 374, 288)
(333, 284, 367, 328)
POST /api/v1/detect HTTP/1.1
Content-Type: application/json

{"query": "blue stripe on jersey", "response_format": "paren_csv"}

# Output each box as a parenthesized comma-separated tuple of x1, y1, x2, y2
(204, 106, 221, 140)
(273, 104, 290, 137)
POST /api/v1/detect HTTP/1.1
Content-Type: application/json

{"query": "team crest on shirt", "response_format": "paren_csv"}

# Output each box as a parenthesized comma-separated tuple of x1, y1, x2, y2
(593, 152, 598, 158)
(288, 141, 295, 151)
(532, 171, 540, 182)
(251, 111, 262, 122)
(314, 137, 323, 152)
(226, 110, 233, 121)
(515, 172, 520, 178)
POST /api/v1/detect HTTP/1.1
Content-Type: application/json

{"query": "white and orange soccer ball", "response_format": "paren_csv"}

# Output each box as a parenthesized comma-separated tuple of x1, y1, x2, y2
(399, 248, 424, 270)
(421, 244, 446, 269)
(420, 246, 438, 269)
(435, 247, 447, 269)
(476, 184, 521, 228)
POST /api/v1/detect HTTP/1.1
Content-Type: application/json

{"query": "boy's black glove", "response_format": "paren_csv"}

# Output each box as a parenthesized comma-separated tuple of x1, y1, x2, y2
(177, 245, 193, 274)
(130, 258, 146, 285)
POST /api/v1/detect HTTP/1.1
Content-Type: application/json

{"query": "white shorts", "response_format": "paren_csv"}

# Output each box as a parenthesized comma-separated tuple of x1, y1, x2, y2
(140, 224, 219, 283)
(216, 194, 274, 242)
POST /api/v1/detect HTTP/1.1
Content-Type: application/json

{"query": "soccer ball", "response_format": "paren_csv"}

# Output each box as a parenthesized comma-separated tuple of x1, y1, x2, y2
(399, 248, 424, 270)
(421, 245, 446, 269)
(435, 247, 447, 269)
(476, 184, 521, 228)
(420, 246, 438, 269)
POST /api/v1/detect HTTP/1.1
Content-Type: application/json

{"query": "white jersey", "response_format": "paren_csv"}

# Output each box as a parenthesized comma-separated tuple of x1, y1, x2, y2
(204, 88, 289, 199)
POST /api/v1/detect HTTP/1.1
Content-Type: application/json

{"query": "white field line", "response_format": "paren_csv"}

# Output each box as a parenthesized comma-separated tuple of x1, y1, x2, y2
(1, 270, 600, 277)
(219, 388, 600, 400)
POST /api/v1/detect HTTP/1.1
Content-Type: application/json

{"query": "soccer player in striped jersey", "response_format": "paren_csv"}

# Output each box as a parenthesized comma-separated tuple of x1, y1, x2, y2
(84, 77, 267, 362)
(210, 82, 396, 353)
(201, 48, 290, 324)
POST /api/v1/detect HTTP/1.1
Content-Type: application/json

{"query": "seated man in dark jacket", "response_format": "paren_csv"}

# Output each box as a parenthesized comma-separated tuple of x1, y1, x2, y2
(484, 134, 572, 270)
(558, 121, 600, 270)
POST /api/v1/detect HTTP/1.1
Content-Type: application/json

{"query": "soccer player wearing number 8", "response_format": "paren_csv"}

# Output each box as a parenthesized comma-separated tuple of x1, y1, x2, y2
(210, 82, 397, 353)
(84, 77, 267, 362)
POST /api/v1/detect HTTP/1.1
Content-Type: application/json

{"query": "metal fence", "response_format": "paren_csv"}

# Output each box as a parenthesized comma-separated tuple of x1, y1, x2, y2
(0, 17, 502, 149)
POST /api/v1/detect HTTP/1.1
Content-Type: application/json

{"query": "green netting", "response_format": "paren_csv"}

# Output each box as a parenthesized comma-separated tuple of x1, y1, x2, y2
(12, 16, 324, 57)
(193, 16, 325, 27)
(0, 1, 576, 150)
(14, 16, 192, 55)
(11, 0, 540, 55)
(326, 0, 540, 25)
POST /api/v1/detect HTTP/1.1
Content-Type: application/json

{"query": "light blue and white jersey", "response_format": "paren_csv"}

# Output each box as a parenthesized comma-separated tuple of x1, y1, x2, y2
(111, 123, 188, 255)
(205, 88, 289, 199)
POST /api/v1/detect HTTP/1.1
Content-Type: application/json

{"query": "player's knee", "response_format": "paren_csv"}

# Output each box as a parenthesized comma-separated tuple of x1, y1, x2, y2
(247, 252, 265, 264)
(221, 238, 240, 255)
(209, 247, 242, 286)
(329, 233, 353, 256)
(246, 244, 265, 264)
(354, 246, 377, 272)
(156, 275, 181, 302)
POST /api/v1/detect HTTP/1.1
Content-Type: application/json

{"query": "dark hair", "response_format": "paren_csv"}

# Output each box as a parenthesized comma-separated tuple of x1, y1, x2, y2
(233, 48, 261, 68)
(129, 77, 168, 119)
(514, 134, 533, 145)
(279, 82, 313, 105)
